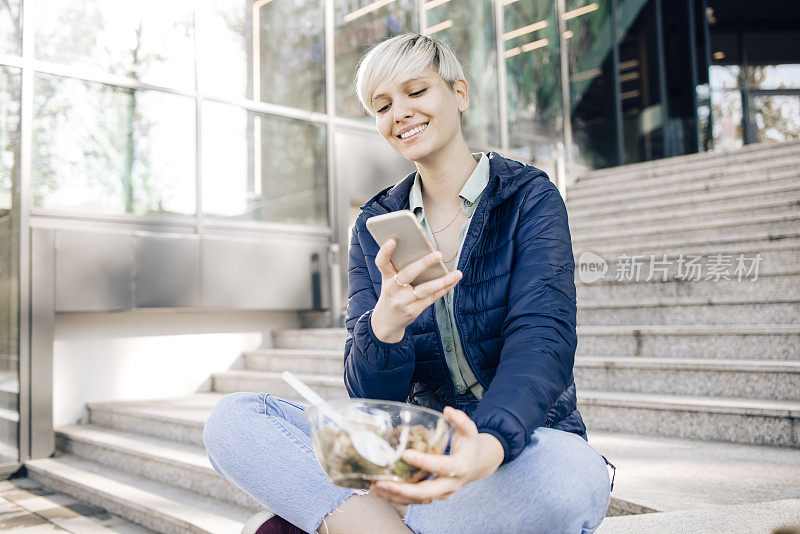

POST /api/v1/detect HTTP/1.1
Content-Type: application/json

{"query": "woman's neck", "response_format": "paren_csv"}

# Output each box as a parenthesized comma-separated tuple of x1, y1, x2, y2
(416, 142, 478, 210)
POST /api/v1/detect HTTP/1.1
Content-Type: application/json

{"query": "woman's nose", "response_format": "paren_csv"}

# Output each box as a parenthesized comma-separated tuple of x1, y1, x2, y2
(392, 99, 412, 121)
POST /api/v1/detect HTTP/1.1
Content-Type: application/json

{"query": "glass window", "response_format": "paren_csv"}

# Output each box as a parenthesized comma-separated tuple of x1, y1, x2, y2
(334, 0, 418, 119)
(504, 0, 563, 161)
(753, 94, 800, 144)
(198, 0, 327, 110)
(708, 65, 742, 150)
(746, 64, 800, 90)
(564, 0, 616, 168)
(709, 65, 740, 91)
(0, 0, 22, 56)
(0, 65, 20, 463)
(32, 74, 196, 215)
(616, 0, 664, 164)
(709, 89, 743, 151)
(202, 101, 328, 226)
(196, 0, 250, 100)
(35, 0, 195, 90)
(425, 0, 499, 147)
(260, 0, 326, 111)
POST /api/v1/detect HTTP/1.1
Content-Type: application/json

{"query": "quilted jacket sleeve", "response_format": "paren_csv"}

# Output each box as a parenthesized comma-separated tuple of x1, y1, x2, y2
(472, 180, 578, 464)
(342, 220, 416, 401)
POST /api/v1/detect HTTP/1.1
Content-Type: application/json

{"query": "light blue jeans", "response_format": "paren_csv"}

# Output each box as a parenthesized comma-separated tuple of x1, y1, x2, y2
(203, 391, 610, 534)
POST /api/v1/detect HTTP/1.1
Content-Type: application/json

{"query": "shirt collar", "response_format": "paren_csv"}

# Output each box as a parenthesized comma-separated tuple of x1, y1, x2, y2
(409, 152, 490, 218)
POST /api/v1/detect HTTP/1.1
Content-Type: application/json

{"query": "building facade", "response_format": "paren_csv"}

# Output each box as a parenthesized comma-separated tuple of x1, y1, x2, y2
(0, 0, 797, 475)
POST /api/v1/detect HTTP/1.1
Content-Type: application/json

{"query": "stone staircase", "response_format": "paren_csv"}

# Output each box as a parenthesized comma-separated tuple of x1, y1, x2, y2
(567, 140, 800, 448)
(21, 141, 800, 533)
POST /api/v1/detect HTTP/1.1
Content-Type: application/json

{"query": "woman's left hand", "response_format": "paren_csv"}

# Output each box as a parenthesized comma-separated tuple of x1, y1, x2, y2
(370, 406, 504, 505)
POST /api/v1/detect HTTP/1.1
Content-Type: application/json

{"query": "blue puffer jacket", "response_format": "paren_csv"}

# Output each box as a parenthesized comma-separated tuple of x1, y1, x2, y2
(343, 152, 586, 464)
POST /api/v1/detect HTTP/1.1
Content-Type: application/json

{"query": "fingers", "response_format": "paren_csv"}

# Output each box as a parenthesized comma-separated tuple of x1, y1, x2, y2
(370, 408, 476, 506)
(372, 477, 458, 506)
(401, 448, 458, 477)
(395, 250, 443, 286)
(411, 270, 463, 301)
(444, 406, 478, 439)
(374, 239, 398, 279)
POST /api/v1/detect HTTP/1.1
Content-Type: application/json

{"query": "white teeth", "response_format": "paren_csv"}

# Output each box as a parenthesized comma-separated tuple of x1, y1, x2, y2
(400, 123, 427, 139)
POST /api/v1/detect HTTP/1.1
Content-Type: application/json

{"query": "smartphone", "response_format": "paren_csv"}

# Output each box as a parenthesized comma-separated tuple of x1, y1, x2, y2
(366, 210, 450, 286)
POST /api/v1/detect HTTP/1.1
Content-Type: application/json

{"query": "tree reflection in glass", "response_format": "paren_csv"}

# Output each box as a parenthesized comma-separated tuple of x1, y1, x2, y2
(253, 0, 326, 112)
(202, 101, 328, 226)
(35, 0, 194, 89)
(196, 0, 249, 100)
(425, 0, 499, 148)
(32, 74, 195, 216)
(563, 0, 617, 168)
(334, 0, 418, 119)
(504, 0, 563, 162)
(0, 0, 22, 56)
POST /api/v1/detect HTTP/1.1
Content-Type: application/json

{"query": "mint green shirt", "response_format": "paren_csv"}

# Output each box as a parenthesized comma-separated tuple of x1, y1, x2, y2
(408, 152, 490, 399)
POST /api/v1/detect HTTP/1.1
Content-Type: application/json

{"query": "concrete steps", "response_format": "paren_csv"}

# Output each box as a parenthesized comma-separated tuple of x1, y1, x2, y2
(576, 296, 800, 325)
(54, 424, 262, 510)
(572, 211, 799, 249)
(571, 141, 800, 187)
(597, 499, 800, 534)
(568, 155, 800, 203)
(566, 140, 800, 456)
(569, 172, 799, 221)
(212, 370, 347, 400)
(273, 328, 349, 351)
(25, 455, 253, 534)
(244, 348, 343, 375)
(589, 430, 800, 516)
(579, 391, 800, 447)
(248, 349, 800, 401)
(574, 140, 800, 179)
(227, 346, 800, 447)
(575, 324, 800, 359)
(575, 266, 800, 300)
(273, 325, 800, 359)
(570, 193, 800, 233)
(87, 393, 223, 448)
(591, 430, 800, 533)
(574, 357, 800, 400)
(23, 393, 265, 534)
(573, 229, 800, 259)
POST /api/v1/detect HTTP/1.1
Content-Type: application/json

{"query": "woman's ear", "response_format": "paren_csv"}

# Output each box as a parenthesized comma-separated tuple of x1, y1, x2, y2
(453, 79, 469, 113)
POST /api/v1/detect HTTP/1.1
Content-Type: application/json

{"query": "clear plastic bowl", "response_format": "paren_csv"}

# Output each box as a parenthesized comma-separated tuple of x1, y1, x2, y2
(305, 399, 454, 489)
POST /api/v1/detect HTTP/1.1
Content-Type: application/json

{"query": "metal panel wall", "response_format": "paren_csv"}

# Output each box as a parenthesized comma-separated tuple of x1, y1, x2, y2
(202, 236, 329, 310)
(134, 234, 201, 308)
(30, 229, 54, 459)
(55, 231, 134, 312)
(50, 229, 328, 312)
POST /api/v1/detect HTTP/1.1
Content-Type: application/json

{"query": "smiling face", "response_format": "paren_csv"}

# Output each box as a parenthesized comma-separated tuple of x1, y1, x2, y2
(370, 68, 469, 164)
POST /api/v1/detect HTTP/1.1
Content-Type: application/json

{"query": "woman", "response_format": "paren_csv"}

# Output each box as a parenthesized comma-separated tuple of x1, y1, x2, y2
(203, 33, 610, 534)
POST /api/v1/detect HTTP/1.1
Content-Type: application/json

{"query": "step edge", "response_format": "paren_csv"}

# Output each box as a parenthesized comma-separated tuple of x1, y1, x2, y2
(25, 456, 248, 533)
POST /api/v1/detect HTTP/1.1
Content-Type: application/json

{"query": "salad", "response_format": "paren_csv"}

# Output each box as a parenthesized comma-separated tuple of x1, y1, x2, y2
(310, 409, 451, 489)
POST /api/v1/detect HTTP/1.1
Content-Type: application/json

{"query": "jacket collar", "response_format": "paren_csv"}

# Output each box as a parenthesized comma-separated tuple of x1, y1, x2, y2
(360, 151, 536, 217)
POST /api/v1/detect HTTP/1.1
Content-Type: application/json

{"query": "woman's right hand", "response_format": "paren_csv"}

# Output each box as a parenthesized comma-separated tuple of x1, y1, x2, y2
(370, 238, 463, 343)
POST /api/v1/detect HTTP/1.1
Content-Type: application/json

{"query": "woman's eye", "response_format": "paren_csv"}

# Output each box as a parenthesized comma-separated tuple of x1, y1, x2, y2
(376, 89, 425, 113)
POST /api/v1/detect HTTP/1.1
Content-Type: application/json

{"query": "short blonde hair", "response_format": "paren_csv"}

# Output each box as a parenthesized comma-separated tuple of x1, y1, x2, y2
(355, 33, 466, 116)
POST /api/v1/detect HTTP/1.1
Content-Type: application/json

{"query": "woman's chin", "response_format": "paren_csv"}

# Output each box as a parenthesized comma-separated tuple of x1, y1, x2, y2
(397, 141, 437, 163)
